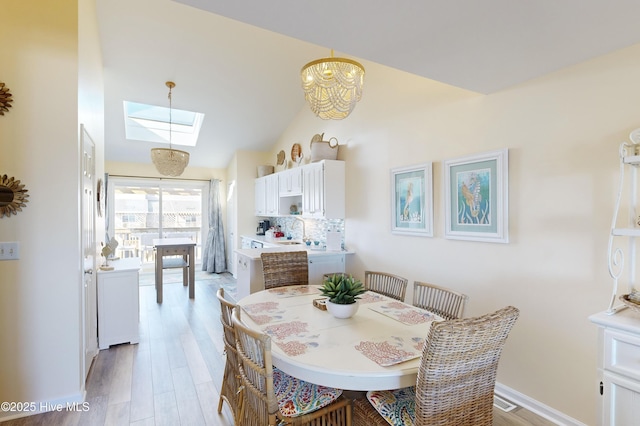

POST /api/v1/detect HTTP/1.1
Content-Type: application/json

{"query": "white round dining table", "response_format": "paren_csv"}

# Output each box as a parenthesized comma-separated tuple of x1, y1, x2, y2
(236, 285, 442, 391)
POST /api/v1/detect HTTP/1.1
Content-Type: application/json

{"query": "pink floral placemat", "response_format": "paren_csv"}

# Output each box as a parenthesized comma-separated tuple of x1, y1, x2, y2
(242, 301, 285, 325)
(355, 336, 424, 367)
(267, 286, 319, 298)
(358, 292, 386, 304)
(368, 301, 435, 325)
(262, 321, 321, 357)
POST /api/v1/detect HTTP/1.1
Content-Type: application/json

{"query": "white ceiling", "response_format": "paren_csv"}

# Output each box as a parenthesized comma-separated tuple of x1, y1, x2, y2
(97, 0, 640, 169)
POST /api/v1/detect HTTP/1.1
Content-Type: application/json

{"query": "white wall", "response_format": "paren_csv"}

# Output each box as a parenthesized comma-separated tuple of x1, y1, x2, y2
(268, 44, 640, 425)
(0, 0, 84, 419)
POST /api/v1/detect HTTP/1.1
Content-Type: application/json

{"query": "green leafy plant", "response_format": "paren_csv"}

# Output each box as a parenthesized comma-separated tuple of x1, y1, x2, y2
(319, 274, 366, 305)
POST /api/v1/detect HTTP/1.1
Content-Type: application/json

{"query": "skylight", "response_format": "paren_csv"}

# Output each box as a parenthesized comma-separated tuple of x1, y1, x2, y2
(123, 101, 204, 147)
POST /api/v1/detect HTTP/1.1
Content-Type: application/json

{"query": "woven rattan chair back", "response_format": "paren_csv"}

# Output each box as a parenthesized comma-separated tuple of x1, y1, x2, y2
(216, 288, 240, 422)
(414, 305, 520, 425)
(233, 308, 353, 426)
(412, 281, 468, 320)
(233, 307, 278, 426)
(364, 271, 408, 302)
(261, 251, 309, 290)
(352, 306, 519, 426)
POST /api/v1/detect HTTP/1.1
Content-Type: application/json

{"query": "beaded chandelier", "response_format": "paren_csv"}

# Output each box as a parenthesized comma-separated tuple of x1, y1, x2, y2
(301, 50, 365, 120)
(151, 81, 190, 176)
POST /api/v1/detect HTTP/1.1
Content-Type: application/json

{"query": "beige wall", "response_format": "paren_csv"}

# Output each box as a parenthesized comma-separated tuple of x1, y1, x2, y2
(0, 0, 85, 418)
(268, 44, 640, 424)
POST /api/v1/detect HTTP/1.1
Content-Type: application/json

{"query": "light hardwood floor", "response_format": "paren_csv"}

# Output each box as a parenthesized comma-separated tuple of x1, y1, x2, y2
(1, 270, 557, 425)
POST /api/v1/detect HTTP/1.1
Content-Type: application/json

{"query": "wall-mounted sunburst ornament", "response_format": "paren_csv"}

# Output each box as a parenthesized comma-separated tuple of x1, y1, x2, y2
(0, 82, 13, 115)
(0, 175, 29, 218)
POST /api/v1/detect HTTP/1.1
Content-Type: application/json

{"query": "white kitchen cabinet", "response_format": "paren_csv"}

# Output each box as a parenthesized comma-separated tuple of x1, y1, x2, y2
(254, 160, 345, 218)
(236, 252, 266, 300)
(255, 174, 279, 217)
(97, 257, 140, 350)
(279, 167, 303, 196)
(265, 174, 279, 216)
(254, 177, 266, 216)
(308, 254, 345, 285)
(590, 310, 640, 426)
(302, 160, 345, 219)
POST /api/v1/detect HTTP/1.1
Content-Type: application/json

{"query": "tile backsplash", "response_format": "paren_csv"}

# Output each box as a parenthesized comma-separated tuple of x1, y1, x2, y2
(268, 217, 344, 249)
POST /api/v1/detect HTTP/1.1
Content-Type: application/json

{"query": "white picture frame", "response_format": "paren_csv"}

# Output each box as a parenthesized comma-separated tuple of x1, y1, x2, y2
(444, 149, 509, 243)
(390, 163, 433, 237)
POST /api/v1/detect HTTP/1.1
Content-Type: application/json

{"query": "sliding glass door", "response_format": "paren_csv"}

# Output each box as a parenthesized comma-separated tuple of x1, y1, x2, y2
(106, 177, 209, 268)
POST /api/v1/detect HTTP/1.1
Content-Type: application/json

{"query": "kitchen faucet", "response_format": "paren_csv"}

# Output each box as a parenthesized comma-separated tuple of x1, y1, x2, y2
(294, 216, 306, 241)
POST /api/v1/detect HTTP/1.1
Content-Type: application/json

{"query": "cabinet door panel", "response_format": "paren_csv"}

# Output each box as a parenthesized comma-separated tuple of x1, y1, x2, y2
(308, 255, 345, 285)
(603, 371, 640, 426)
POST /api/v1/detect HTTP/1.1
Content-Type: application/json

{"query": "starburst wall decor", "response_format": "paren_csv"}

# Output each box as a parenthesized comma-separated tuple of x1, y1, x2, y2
(0, 82, 13, 115)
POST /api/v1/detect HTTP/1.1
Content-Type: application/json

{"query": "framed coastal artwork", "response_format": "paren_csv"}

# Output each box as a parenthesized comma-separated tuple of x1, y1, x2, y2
(390, 163, 433, 236)
(444, 149, 509, 243)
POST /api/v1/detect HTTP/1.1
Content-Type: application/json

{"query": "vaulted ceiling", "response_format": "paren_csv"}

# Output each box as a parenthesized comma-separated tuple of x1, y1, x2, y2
(97, 0, 640, 168)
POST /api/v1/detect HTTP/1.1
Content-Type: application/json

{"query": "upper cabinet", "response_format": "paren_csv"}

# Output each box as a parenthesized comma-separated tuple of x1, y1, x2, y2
(255, 173, 279, 217)
(302, 160, 345, 219)
(254, 160, 345, 219)
(254, 177, 266, 216)
(279, 168, 303, 196)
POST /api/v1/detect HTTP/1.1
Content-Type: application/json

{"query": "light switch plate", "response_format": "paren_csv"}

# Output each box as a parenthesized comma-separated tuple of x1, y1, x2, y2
(0, 242, 19, 260)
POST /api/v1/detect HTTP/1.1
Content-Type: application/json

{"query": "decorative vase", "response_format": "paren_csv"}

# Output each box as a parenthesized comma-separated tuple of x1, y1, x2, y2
(326, 300, 359, 319)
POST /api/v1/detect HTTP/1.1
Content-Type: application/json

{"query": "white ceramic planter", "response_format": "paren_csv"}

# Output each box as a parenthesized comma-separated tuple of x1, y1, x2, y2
(326, 300, 359, 319)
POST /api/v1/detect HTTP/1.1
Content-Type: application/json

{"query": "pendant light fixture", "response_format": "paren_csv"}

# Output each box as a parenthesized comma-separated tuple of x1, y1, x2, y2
(301, 49, 365, 120)
(151, 81, 190, 176)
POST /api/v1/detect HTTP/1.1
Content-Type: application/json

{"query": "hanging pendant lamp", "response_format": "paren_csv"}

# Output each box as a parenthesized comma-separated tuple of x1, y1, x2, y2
(151, 81, 190, 176)
(301, 49, 365, 120)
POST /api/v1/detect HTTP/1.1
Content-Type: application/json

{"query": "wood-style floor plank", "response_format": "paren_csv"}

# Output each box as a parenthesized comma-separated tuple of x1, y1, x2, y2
(128, 347, 154, 423)
(0, 270, 555, 426)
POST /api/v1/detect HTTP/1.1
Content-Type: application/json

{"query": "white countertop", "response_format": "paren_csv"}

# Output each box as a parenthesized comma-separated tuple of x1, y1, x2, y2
(238, 235, 354, 260)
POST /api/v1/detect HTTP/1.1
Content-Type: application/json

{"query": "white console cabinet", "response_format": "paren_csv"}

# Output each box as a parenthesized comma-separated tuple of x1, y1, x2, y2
(97, 257, 140, 349)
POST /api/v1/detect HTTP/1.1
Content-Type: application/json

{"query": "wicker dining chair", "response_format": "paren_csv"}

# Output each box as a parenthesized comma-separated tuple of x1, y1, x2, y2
(215, 288, 240, 423)
(261, 251, 309, 290)
(232, 308, 352, 426)
(364, 271, 408, 302)
(413, 281, 468, 320)
(353, 305, 520, 426)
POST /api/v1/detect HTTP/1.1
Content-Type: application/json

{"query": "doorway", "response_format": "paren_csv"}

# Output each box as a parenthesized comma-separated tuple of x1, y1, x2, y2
(106, 177, 209, 273)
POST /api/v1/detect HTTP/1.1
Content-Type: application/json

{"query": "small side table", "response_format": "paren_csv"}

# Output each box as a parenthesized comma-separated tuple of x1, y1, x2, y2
(153, 238, 196, 303)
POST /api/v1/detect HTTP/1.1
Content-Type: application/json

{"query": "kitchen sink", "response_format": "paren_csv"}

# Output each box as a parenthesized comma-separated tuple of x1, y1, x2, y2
(276, 241, 302, 245)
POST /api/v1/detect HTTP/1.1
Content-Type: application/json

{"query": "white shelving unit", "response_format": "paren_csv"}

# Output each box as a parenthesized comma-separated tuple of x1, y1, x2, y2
(606, 132, 640, 314)
(590, 130, 640, 425)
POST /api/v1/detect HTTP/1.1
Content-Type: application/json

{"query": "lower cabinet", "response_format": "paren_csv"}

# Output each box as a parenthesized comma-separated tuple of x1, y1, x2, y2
(308, 254, 345, 285)
(590, 310, 640, 426)
(97, 258, 140, 350)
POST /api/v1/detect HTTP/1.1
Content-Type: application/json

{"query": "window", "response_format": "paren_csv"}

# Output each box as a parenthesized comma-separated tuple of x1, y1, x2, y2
(123, 101, 204, 147)
(106, 177, 209, 267)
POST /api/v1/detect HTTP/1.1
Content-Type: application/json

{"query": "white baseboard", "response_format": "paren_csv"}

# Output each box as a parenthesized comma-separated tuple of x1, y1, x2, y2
(0, 391, 86, 422)
(495, 382, 587, 426)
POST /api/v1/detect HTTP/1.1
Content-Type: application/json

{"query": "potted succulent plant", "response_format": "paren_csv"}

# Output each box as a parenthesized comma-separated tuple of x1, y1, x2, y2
(319, 274, 366, 318)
